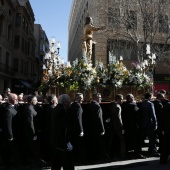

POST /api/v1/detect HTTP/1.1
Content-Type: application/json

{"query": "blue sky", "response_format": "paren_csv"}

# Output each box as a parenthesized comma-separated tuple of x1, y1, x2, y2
(29, 0, 72, 62)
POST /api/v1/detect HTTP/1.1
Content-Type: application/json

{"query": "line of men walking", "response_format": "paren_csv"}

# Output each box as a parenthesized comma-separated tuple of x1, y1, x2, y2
(0, 89, 170, 170)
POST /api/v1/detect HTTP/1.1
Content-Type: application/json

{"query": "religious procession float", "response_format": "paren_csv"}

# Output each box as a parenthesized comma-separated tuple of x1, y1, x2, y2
(39, 17, 154, 101)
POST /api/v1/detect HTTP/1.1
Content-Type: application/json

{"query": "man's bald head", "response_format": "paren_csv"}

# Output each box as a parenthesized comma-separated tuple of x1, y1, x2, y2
(0, 94, 3, 101)
(8, 93, 18, 105)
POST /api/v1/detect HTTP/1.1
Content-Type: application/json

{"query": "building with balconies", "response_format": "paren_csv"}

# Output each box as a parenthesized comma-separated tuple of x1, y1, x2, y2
(34, 24, 49, 86)
(0, 0, 38, 95)
(12, 0, 36, 94)
(0, 0, 16, 94)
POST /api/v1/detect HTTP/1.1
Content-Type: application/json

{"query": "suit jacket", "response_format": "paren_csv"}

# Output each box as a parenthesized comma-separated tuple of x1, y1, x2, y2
(69, 102, 84, 137)
(162, 102, 170, 135)
(0, 103, 6, 134)
(50, 104, 71, 151)
(23, 104, 37, 139)
(109, 102, 123, 133)
(121, 101, 139, 132)
(4, 104, 17, 140)
(152, 99, 163, 129)
(44, 104, 56, 138)
(139, 99, 157, 129)
(87, 101, 105, 136)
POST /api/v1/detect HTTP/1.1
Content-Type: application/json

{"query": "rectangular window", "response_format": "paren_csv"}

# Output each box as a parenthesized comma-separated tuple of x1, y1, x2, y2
(24, 62, 26, 75)
(108, 7, 120, 28)
(32, 64, 34, 76)
(14, 58, 19, 72)
(31, 44, 35, 56)
(6, 52, 10, 67)
(22, 16, 25, 30)
(0, 15, 4, 36)
(40, 44, 45, 52)
(21, 60, 24, 73)
(15, 13, 21, 27)
(26, 62, 28, 76)
(8, 25, 12, 41)
(143, 13, 153, 32)
(28, 42, 30, 55)
(126, 10, 137, 30)
(25, 41, 27, 54)
(22, 37, 24, 52)
(41, 32, 44, 39)
(0, 47, 2, 62)
(25, 22, 28, 34)
(107, 39, 136, 63)
(0, 47, 2, 63)
(159, 15, 169, 33)
(14, 36, 20, 49)
(153, 43, 170, 57)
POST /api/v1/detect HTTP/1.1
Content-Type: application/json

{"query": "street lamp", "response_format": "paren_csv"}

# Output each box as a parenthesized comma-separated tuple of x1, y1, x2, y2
(142, 44, 158, 93)
(143, 44, 157, 70)
(42, 37, 61, 80)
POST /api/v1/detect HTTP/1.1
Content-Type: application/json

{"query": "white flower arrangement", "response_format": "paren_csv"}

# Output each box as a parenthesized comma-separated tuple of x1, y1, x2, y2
(40, 59, 153, 92)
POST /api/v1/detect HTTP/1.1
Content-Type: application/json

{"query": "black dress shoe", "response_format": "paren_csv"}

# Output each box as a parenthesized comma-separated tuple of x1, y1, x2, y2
(135, 154, 146, 159)
(38, 159, 49, 168)
(151, 153, 160, 157)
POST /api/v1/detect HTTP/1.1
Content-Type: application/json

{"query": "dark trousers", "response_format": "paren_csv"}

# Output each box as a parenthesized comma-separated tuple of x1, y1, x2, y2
(125, 129, 141, 155)
(71, 136, 86, 163)
(140, 127, 157, 154)
(87, 134, 108, 160)
(2, 139, 22, 167)
(108, 130, 126, 158)
(160, 135, 170, 162)
(155, 128, 163, 153)
(0, 134, 3, 166)
(51, 149, 74, 170)
(22, 137, 41, 165)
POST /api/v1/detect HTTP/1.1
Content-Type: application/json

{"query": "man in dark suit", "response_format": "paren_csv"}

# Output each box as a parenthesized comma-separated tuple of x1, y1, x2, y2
(22, 95, 38, 142)
(152, 92, 164, 153)
(43, 94, 58, 162)
(108, 94, 126, 159)
(51, 94, 74, 170)
(121, 93, 145, 159)
(69, 93, 84, 163)
(86, 93, 109, 161)
(159, 89, 169, 107)
(0, 95, 5, 167)
(160, 91, 170, 164)
(3, 93, 21, 168)
(138, 92, 159, 157)
(22, 95, 46, 168)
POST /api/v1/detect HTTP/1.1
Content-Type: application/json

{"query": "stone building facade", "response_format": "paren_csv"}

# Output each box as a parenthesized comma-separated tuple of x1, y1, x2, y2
(68, 0, 170, 93)
(0, 0, 16, 94)
(12, 0, 36, 94)
(0, 0, 48, 95)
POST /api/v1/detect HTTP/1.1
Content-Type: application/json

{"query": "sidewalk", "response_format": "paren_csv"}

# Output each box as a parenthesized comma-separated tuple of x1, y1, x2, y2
(75, 157, 170, 170)
(5, 157, 170, 170)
